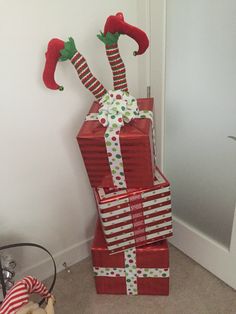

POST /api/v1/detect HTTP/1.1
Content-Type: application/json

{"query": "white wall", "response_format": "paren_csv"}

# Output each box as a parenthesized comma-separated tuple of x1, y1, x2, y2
(0, 0, 147, 279)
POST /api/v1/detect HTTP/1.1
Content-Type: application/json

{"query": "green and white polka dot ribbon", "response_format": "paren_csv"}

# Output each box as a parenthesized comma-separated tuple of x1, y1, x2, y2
(124, 248, 138, 295)
(98, 90, 139, 128)
(86, 90, 154, 188)
(93, 248, 169, 295)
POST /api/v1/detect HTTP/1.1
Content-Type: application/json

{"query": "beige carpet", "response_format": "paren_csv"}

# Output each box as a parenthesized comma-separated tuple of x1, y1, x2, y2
(45, 245, 236, 314)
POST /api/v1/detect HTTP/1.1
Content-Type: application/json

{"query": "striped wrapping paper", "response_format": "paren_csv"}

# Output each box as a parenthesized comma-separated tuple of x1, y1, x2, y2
(77, 98, 155, 189)
(94, 167, 173, 254)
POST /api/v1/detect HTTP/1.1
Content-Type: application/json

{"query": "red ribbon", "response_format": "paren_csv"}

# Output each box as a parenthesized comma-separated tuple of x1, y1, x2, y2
(129, 194, 146, 244)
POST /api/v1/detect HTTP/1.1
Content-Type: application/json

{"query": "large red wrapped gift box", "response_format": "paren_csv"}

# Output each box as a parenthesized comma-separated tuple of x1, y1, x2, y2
(94, 167, 173, 254)
(77, 98, 155, 188)
(92, 221, 169, 295)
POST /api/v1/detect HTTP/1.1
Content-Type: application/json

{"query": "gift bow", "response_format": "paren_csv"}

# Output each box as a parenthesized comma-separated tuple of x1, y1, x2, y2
(98, 90, 139, 128)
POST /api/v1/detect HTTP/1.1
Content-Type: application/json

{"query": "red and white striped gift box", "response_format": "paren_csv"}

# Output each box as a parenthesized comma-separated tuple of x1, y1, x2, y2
(94, 167, 173, 254)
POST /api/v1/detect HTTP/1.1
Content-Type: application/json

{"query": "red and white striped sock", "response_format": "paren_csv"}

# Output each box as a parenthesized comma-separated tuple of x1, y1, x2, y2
(106, 43, 128, 92)
(0, 276, 51, 314)
(71, 52, 107, 101)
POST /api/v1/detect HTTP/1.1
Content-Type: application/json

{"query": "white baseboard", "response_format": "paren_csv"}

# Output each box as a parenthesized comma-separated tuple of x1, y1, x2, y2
(17, 237, 93, 282)
(170, 215, 236, 289)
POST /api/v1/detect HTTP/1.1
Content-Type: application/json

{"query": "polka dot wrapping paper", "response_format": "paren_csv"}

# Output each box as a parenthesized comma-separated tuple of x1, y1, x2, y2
(92, 221, 169, 295)
(93, 167, 173, 254)
(77, 98, 155, 188)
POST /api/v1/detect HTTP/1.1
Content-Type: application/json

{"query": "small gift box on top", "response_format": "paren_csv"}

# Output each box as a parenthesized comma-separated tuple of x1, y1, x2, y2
(94, 167, 173, 254)
(92, 221, 170, 295)
(77, 96, 155, 189)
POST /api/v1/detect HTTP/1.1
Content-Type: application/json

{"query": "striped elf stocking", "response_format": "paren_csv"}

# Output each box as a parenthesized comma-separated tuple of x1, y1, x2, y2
(0, 276, 52, 314)
(98, 32, 128, 92)
(70, 50, 107, 101)
(98, 12, 149, 92)
(60, 38, 107, 101)
(43, 37, 107, 101)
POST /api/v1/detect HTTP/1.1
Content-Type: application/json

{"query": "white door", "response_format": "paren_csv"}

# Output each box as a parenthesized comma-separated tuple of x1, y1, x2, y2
(149, 0, 236, 289)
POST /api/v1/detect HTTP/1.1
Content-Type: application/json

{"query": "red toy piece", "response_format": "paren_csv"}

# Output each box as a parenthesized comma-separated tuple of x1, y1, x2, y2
(42, 38, 65, 91)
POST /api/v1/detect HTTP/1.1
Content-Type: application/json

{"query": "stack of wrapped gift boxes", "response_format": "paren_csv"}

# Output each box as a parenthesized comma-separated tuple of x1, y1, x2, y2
(78, 94, 173, 296)
(77, 13, 173, 296)
(42, 12, 173, 296)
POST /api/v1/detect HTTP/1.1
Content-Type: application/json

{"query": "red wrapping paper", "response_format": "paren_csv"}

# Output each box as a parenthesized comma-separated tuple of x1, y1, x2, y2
(77, 98, 155, 188)
(94, 167, 173, 254)
(92, 221, 169, 295)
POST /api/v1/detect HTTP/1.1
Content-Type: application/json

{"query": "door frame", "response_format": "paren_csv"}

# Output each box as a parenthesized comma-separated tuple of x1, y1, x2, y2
(146, 0, 236, 289)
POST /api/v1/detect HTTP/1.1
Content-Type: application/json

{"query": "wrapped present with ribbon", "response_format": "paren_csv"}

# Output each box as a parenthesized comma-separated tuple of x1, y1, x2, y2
(92, 221, 169, 295)
(94, 167, 173, 254)
(77, 91, 155, 188)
